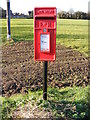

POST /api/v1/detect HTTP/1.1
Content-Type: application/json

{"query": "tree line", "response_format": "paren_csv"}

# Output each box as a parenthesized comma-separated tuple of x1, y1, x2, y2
(58, 9, 88, 20)
(0, 7, 6, 18)
(0, 7, 89, 20)
(0, 7, 33, 19)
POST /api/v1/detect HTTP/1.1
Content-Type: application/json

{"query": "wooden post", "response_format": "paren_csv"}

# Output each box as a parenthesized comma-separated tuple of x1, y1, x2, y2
(7, 0, 11, 40)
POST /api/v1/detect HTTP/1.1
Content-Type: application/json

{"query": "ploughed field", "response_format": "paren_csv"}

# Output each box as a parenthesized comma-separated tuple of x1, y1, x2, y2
(2, 41, 89, 97)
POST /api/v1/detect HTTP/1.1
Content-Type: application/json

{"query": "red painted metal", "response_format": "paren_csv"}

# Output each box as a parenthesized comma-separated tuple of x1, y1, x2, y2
(34, 7, 57, 61)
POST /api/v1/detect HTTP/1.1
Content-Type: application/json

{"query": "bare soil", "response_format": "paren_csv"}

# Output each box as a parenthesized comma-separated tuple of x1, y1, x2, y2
(2, 41, 89, 97)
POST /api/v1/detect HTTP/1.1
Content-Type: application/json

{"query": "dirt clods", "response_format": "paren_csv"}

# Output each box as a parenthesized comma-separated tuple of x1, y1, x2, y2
(2, 41, 89, 97)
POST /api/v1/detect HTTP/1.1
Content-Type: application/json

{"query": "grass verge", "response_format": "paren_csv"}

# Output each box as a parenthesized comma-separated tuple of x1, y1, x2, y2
(0, 86, 90, 119)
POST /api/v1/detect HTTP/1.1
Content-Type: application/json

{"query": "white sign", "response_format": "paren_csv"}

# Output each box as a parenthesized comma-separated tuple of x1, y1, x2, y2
(40, 34, 50, 52)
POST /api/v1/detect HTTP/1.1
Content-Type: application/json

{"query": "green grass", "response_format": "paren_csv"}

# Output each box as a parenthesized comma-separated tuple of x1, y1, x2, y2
(0, 19, 89, 119)
(0, 86, 90, 119)
(57, 19, 88, 56)
(1, 19, 88, 56)
(1, 19, 34, 42)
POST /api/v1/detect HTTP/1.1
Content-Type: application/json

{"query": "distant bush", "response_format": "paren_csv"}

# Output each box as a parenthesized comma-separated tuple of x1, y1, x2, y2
(58, 11, 88, 20)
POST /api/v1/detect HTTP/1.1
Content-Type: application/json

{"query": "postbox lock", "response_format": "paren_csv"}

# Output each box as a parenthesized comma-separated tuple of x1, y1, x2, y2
(43, 28, 46, 32)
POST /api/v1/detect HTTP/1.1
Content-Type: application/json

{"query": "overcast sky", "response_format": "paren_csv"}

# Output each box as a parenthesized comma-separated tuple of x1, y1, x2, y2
(0, 0, 89, 14)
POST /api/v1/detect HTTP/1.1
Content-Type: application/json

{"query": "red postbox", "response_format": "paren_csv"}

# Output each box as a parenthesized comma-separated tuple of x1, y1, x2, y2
(34, 7, 57, 61)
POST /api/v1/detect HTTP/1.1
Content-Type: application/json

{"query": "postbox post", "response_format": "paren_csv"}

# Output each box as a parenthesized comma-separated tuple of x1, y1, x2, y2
(43, 61, 48, 100)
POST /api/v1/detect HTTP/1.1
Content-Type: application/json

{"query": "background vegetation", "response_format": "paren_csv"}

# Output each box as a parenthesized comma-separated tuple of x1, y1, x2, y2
(58, 9, 88, 19)
(0, 7, 89, 20)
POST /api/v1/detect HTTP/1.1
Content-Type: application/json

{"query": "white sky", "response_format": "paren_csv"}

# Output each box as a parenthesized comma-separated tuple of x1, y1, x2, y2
(0, 0, 89, 14)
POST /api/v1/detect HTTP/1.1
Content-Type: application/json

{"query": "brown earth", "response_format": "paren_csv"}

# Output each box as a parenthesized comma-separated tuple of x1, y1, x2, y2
(2, 41, 89, 97)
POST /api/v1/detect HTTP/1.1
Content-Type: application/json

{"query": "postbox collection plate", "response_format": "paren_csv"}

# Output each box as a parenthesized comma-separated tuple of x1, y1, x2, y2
(34, 7, 57, 61)
(40, 33, 50, 53)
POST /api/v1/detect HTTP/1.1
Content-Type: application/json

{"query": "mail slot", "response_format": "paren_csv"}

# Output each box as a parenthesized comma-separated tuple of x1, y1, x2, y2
(34, 7, 57, 61)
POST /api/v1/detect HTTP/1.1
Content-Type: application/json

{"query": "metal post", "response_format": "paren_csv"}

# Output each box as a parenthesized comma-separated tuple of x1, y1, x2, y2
(43, 61, 48, 100)
(7, 0, 11, 40)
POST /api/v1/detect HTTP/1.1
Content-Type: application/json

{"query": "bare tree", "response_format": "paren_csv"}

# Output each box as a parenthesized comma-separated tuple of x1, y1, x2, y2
(68, 8, 74, 14)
